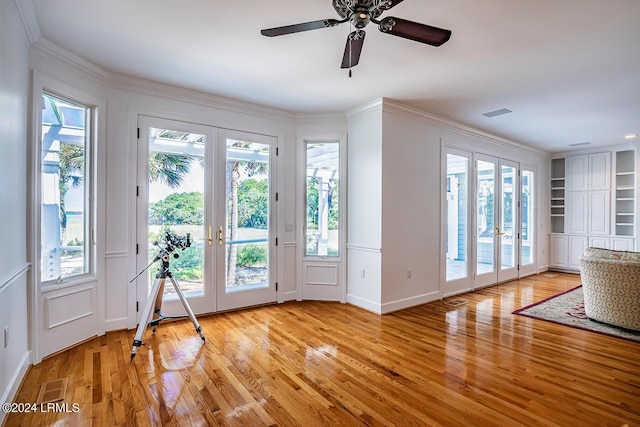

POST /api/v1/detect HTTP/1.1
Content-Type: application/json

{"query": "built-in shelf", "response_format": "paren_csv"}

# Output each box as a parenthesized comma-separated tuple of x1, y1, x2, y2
(550, 158, 566, 234)
(615, 150, 635, 237)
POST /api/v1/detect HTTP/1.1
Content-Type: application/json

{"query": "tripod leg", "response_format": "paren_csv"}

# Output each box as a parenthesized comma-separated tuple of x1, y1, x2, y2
(130, 277, 165, 360)
(151, 279, 166, 333)
(169, 276, 206, 343)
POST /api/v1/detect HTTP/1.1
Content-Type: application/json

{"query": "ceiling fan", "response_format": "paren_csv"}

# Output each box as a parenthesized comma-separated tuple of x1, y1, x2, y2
(260, 0, 452, 70)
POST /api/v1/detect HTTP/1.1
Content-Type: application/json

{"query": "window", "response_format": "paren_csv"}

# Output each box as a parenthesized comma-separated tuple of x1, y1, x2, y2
(305, 142, 340, 257)
(521, 169, 535, 266)
(40, 93, 93, 282)
(445, 152, 469, 281)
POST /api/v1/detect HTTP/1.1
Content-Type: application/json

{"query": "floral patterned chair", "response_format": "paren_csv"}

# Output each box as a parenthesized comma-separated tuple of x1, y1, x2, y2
(578, 247, 640, 331)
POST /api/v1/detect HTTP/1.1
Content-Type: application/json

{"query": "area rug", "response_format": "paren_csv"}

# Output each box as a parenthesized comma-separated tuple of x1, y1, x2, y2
(513, 286, 640, 343)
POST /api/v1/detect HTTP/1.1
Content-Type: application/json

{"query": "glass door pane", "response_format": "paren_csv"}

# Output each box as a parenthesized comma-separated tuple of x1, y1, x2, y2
(500, 164, 515, 270)
(217, 129, 276, 312)
(521, 170, 534, 266)
(225, 138, 270, 292)
(476, 160, 496, 277)
(446, 153, 469, 281)
(147, 127, 206, 299)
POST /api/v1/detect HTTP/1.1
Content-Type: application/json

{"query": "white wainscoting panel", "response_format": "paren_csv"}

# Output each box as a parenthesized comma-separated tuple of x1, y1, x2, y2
(46, 286, 94, 329)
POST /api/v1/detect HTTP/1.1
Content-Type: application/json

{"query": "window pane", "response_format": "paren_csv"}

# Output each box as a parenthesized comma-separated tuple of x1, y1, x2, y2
(521, 170, 535, 265)
(501, 165, 515, 270)
(41, 93, 89, 281)
(446, 153, 469, 281)
(477, 160, 495, 275)
(147, 127, 206, 299)
(306, 142, 339, 256)
(226, 138, 270, 291)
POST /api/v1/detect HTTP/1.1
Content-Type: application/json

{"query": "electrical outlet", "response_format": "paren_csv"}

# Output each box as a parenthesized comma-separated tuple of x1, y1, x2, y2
(3, 326, 8, 349)
(360, 269, 365, 278)
(407, 268, 412, 278)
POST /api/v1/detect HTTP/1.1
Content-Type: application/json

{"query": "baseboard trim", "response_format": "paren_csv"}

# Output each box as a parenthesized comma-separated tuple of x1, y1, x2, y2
(0, 350, 31, 425)
(346, 293, 382, 314)
(380, 291, 440, 314)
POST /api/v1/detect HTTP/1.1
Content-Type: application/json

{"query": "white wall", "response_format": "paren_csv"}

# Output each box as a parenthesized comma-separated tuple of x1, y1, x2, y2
(380, 107, 442, 311)
(346, 101, 384, 312)
(0, 0, 30, 419)
(103, 81, 299, 329)
(346, 99, 550, 314)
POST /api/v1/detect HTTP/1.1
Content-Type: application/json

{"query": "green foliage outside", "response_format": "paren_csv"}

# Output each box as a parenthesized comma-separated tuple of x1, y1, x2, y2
(306, 177, 339, 230)
(237, 179, 268, 229)
(149, 192, 204, 225)
(237, 244, 267, 266)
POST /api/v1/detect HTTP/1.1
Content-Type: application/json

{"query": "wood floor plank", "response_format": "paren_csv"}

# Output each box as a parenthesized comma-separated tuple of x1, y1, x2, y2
(4, 273, 640, 426)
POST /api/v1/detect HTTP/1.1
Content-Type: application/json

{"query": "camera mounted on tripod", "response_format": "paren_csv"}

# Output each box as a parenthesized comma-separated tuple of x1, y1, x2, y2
(153, 231, 191, 262)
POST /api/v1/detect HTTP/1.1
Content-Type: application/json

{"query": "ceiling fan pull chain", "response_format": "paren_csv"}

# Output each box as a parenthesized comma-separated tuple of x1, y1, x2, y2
(348, 21, 353, 78)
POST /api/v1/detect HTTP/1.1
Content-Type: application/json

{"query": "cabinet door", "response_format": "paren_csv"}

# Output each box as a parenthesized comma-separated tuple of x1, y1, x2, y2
(589, 236, 609, 249)
(568, 191, 588, 234)
(550, 235, 568, 267)
(568, 155, 588, 191)
(611, 237, 634, 251)
(589, 152, 611, 190)
(568, 235, 588, 270)
(588, 190, 610, 235)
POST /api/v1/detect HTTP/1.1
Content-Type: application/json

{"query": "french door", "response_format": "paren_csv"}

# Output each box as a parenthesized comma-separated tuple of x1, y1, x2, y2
(474, 155, 519, 287)
(216, 129, 277, 312)
(136, 116, 276, 318)
(444, 147, 526, 295)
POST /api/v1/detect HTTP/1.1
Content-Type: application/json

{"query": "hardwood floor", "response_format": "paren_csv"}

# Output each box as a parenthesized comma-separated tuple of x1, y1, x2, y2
(5, 273, 640, 426)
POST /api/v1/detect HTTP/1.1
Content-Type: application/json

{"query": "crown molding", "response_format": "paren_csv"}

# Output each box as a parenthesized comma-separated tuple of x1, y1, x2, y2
(294, 112, 347, 125)
(381, 98, 549, 156)
(11, 0, 40, 46)
(30, 38, 110, 83)
(108, 72, 296, 123)
(346, 98, 384, 119)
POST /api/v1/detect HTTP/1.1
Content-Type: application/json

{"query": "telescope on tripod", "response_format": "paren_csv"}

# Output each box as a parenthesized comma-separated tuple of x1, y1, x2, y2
(129, 231, 206, 361)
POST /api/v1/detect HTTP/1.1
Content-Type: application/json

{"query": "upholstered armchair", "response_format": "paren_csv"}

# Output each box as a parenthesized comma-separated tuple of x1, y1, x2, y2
(578, 247, 640, 331)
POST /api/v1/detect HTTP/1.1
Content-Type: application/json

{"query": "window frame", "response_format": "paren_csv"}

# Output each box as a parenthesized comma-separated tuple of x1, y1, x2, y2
(304, 140, 341, 258)
(33, 79, 99, 289)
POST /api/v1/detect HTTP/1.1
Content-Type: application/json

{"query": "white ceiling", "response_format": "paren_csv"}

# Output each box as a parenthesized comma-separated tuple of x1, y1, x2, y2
(30, 0, 640, 152)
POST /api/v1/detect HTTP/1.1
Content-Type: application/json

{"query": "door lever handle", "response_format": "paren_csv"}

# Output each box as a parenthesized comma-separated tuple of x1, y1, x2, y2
(208, 226, 213, 246)
(219, 226, 223, 246)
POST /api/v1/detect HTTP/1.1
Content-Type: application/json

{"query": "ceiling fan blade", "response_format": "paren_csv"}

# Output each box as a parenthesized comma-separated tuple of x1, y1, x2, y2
(381, 0, 406, 10)
(378, 17, 451, 46)
(341, 30, 366, 69)
(261, 19, 341, 37)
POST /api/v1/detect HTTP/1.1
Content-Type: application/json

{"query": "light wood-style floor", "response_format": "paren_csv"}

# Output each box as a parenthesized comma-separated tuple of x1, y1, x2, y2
(5, 273, 640, 426)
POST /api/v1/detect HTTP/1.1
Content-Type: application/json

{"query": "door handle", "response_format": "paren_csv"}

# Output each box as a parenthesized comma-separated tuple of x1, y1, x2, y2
(495, 226, 505, 236)
(219, 226, 224, 246)
(208, 226, 213, 246)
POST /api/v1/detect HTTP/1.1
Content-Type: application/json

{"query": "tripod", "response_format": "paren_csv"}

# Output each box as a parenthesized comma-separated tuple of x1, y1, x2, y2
(130, 253, 205, 360)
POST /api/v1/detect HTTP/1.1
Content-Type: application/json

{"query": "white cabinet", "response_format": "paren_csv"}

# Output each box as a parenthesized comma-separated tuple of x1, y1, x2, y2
(568, 154, 588, 191)
(550, 235, 568, 268)
(589, 236, 609, 249)
(612, 237, 635, 251)
(568, 236, 588, 270)
(549, 149, 635, 272)
(589, 152, 611, 190)
(549, 235, 588, 270)
(588, 190, 610, 235)
(568, 191, 588, 234)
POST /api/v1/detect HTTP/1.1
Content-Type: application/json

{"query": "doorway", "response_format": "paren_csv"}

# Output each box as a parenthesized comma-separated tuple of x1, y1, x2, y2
(136, 116, 277, 317)
(443, 148, 529, 296)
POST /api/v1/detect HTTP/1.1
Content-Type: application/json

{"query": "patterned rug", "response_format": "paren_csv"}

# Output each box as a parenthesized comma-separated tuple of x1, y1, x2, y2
(513, 286, 640, 343)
